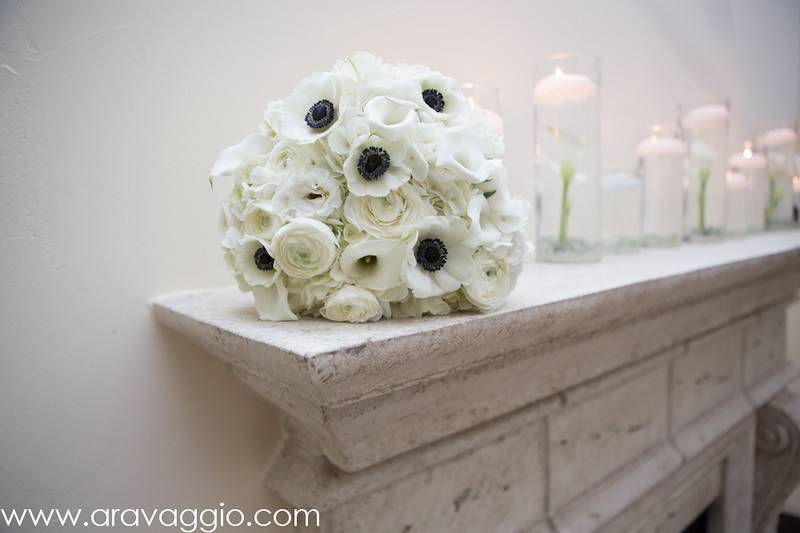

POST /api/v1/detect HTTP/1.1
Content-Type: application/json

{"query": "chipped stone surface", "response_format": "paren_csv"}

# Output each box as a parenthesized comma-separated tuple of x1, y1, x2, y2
(151, 231, 800, 532)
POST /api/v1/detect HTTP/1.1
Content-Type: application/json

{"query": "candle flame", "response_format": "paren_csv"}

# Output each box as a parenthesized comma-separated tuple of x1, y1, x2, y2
(743, 147, 753, 159)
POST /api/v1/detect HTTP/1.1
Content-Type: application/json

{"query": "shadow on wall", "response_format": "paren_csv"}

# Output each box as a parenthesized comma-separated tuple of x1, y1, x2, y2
(152, 321, 289, 510)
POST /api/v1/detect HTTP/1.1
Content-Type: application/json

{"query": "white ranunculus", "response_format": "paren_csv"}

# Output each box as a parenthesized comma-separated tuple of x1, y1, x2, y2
(243, 201, 283, 240)
(281, 72, 345, 144)
(464, 250, 512, 312)
(271, 218, 338, 278)
(253, 275, 297, 321)
(466, 193, 530, 247)
(234, 237, 280, 288)
(210, 133, 274, 186)
(344, 183, 433, 239)
(321, 285, 384, 322)
(343, 135, 411, 197)
(403, 216, 476, 298)
(435, 127, 502, 184)
(273, 166, 343, 219)
(364, 95, 420, 140)
(340, 238, 406, 290)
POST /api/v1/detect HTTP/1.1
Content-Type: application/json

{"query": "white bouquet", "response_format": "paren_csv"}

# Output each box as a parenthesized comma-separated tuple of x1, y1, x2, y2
(211, 53, 530, 323)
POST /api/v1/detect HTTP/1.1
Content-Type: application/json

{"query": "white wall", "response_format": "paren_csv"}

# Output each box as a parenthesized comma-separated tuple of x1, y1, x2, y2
(1, 0, 798, 526)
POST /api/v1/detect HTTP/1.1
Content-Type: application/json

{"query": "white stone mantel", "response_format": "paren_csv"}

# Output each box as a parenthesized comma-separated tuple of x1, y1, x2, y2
(153, 231, 800, 533)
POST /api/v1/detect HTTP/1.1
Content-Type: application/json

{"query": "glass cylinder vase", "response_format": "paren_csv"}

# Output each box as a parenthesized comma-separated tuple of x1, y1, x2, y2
(533, 54, 601, 262)
(601, 172, 641, 253)
(728, 142, 767, 233)
(680, 101, 730, 241)
(757, 123, 797, 228)
(462, 82, 504, 136)
(637, 124, 687, 247)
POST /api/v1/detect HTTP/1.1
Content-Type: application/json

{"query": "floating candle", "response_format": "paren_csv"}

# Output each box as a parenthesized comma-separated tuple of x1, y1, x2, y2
(637, 137, 687, 158)
(728, 151, 766, 170)
(533, 68, 597, 107)
(757, 127, 798, 148)
(681, 104, 729, 131)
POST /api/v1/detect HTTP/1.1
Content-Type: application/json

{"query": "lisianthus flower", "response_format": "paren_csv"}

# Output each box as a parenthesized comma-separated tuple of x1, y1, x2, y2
(273, 166, 343, 220)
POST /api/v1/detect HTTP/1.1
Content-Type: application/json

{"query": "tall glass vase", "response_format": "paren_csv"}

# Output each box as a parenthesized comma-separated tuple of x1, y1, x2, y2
(680, 101, 729, 241)
(728, 142, 767, 233)
(757, 124, 797, 228)
(533, 54, 601, 262)
(461, 82, 504, 136)
(637, 124, 687, 247)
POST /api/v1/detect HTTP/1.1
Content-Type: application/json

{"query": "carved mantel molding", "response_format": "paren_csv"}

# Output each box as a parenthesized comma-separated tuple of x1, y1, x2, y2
(753, 391, 800, 533)
(153, 231, 800, 532)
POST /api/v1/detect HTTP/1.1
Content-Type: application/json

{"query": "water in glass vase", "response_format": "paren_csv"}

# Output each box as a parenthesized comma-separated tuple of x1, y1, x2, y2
(680, 102, 729, 241)
(534, 54, 601, 262)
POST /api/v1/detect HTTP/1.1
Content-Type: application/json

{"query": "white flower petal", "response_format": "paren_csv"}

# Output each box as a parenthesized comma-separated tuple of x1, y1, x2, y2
(253, 276, 298, 321)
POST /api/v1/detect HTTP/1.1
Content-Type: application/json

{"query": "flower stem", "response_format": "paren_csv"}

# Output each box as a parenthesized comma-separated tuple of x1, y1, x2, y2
(559, 161, 575, 244)
(765, 169, 784, 227)
(697, 164, 711, 233)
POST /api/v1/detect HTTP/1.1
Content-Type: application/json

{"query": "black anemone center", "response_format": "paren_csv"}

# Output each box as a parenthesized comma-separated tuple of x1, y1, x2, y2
(253, 246, 275, 271)
(305, 99, 335, 129)
(357, 147, 391, 181)
(422, 89, 445, 113)
(415, 238, 448, 272)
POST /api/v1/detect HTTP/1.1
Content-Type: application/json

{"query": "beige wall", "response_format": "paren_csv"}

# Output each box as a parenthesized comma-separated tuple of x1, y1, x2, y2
(1, 0, 798, 525)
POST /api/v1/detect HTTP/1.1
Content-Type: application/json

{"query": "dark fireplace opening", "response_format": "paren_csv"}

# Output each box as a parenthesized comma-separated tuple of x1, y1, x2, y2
(682, 507, 709, 533)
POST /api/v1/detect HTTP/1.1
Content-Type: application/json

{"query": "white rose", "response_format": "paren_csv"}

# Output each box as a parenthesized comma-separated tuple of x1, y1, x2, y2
(280, 72, 345, 144)
(464, 249, 512, 312)
(273, 166, 343, 219)
(344, 183, 433, 239)
(253, 274, 297, 321)
(402, 215, 476, 298)
(339, 238, 406, 290)
(271, 218, 338, 278)
(435, 127, 502, 184)
(321, 286, 384, 322)
(243, 201, 283, 240)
